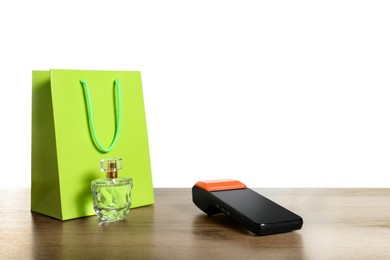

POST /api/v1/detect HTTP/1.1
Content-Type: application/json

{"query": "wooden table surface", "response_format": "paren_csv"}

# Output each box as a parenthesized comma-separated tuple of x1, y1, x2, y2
(0, 188, 389, 259)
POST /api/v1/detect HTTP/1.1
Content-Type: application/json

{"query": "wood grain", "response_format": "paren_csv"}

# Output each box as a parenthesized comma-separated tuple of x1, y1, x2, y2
(0, 188, 389, 259)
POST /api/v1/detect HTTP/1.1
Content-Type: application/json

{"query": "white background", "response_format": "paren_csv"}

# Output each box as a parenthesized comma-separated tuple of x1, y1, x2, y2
(1, 0, 390, 187)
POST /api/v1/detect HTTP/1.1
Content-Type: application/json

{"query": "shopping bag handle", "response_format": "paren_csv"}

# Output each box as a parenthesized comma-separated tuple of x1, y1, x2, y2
(79, 79, 122, 153)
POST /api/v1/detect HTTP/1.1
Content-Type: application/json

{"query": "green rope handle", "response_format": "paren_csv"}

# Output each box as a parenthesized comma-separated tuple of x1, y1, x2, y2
(79, 79, 122, 153)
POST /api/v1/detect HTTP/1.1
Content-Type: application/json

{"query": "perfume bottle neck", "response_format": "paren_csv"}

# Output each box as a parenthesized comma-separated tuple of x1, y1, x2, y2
(106, 160, 119, 178)
(107, 171, 118, 179)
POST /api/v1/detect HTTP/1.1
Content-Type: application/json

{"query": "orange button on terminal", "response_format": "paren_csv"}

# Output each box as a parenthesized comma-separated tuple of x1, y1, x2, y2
(195, 179, 247, 192)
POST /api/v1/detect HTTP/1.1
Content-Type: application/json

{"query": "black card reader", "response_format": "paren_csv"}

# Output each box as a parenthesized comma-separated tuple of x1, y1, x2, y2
(192, 179, 303, 236)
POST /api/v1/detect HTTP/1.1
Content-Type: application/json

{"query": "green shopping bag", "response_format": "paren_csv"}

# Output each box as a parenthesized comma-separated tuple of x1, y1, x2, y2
(31, 69, 154, 220)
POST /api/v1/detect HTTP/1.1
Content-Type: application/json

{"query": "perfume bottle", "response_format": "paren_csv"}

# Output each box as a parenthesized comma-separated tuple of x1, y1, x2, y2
(91, 158, 133, 222)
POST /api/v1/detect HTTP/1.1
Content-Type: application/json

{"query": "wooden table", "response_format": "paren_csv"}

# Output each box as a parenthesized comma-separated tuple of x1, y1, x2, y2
(1, 188, 389, 259)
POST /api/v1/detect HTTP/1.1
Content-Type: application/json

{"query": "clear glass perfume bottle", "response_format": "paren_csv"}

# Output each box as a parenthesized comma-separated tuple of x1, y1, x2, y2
(91, 158, 133, 222)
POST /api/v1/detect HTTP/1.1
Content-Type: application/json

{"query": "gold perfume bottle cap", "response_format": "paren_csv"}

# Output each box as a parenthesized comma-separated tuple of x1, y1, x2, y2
(100, 158, 123, 179)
